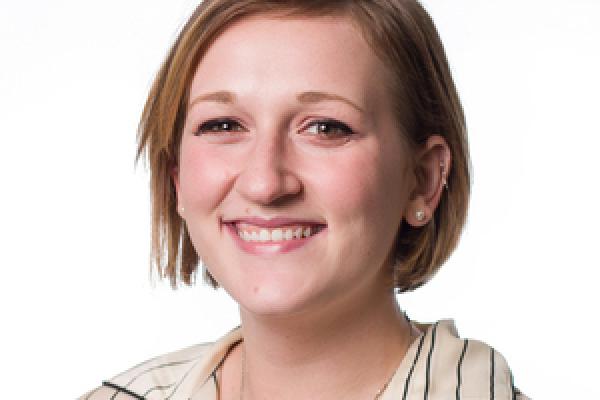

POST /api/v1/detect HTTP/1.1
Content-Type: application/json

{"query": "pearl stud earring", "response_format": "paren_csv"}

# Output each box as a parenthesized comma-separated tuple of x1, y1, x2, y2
(415, 210, 425, 221)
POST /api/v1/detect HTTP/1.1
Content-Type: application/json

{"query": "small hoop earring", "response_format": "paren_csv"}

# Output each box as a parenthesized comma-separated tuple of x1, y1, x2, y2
(415, 210, 425, 222)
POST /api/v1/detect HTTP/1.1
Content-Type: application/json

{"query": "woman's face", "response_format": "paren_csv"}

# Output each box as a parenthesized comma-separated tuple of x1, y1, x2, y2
(176, 15, 415, 316)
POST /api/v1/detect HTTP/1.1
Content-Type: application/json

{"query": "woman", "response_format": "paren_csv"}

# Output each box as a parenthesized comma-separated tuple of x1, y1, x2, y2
(81, 0, 527, 399)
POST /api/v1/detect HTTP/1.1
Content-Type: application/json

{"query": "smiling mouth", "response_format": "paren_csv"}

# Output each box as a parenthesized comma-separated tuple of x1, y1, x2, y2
(222, 216, 327, 255)
(232, 223, 326, 243)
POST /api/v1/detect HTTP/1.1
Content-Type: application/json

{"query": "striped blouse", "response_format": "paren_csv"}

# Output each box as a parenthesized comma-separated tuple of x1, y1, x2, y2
(80, 320, 528, 400)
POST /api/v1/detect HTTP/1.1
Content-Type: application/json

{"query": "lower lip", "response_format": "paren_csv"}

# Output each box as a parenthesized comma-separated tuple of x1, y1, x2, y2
(224, 223, 326, 255)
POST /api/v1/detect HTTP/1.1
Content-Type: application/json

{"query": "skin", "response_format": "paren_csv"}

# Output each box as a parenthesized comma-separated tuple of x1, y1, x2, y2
(173, 14, 450, 400)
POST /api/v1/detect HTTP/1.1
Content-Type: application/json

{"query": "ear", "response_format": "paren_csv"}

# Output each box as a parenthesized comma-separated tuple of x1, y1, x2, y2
(170, 165, 183, 217)
(404, 135, 451, 227)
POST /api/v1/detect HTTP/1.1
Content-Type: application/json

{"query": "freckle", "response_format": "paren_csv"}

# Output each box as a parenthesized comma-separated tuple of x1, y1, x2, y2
(253, 286, 258, 294)
(245, 208, 250, 214)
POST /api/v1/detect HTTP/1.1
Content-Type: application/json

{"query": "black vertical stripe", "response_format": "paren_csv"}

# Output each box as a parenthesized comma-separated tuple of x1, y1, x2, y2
(423, 322, 439, 400)
(209, 339, 243, 381)
(490, 349, 496, 400)
(455, 339, 469, 400)
(213, 370, 220, 400)
(510, 371, 517, 400)
(402, 333, 426, 400)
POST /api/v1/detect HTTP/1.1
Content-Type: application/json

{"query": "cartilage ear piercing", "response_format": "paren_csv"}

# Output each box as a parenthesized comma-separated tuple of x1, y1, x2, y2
(415, 210, 425, 221)
(440, 161, 449, 190)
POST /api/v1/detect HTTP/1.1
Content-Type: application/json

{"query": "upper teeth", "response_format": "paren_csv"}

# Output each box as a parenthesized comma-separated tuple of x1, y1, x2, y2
(237, 226, 317, 242)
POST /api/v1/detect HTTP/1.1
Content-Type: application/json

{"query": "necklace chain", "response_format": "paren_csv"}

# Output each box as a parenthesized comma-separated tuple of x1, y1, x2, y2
(239, 345, 394, 400)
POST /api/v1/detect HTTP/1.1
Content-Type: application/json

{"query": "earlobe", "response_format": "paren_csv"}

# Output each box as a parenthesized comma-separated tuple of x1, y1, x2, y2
(404, 200, 431, 227)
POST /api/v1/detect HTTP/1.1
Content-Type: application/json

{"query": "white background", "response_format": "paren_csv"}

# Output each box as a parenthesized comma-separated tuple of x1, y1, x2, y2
(1, 0, 598, 398)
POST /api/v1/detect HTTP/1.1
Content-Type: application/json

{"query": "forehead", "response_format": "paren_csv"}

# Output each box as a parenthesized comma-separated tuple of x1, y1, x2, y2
(188, 14, 391, 111)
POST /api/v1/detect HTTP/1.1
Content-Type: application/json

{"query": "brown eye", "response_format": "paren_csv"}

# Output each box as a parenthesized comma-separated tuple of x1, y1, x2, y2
(195, 118, 245, 135)
(303, 119, 355, 138)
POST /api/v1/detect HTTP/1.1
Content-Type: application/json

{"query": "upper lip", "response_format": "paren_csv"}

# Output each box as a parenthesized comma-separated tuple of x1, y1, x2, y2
(222, 216, 326, 228)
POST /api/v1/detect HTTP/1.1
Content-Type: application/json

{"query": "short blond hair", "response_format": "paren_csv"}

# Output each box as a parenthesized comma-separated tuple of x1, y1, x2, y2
(136, 0, 470, 292)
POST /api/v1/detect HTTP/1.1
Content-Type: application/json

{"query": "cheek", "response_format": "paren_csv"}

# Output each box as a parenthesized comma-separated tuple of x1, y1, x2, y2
(178, 139, 233, 213)
(311, 142, 408, 266)
(313, 146, 405, 222)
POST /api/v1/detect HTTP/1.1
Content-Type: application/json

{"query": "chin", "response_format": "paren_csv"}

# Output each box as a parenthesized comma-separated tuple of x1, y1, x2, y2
(229, 277, 326, 317)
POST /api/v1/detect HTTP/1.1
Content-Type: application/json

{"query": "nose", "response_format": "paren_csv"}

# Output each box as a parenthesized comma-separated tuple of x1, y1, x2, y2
(234, 131, 302, 205)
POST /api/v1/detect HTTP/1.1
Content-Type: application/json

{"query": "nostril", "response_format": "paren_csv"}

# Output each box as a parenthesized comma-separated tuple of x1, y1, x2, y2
(233, 160, 302, 205)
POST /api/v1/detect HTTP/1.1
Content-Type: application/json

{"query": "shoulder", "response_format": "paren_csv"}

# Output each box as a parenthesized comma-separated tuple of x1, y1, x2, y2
(400, 319, 530, 400)
(78, 341, 213, 400)
(79, 327, 242, 400)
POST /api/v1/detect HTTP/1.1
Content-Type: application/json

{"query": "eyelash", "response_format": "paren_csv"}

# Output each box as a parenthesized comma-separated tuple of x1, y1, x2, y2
(194, 118, 355, 138)
(303, 119, 355, 138)
(194, 118, 245, 135)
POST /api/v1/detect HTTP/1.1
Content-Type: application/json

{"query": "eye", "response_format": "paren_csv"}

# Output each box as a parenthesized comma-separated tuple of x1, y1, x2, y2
(194, 118, 246, 135)
(302, 119, 355, 138)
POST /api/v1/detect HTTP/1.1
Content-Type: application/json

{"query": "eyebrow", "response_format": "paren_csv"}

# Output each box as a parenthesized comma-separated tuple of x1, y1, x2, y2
(189, 90, 365, 113)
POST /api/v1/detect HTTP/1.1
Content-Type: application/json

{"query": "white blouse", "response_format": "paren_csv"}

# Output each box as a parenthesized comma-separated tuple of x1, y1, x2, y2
(80, 320, 529, 400)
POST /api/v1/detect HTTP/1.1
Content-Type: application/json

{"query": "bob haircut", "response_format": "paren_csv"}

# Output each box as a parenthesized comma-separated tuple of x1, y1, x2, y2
(137, 0, 471, 292)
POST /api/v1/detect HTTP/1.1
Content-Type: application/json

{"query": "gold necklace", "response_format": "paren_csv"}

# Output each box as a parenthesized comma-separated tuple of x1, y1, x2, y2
(239, 346, 395, 400)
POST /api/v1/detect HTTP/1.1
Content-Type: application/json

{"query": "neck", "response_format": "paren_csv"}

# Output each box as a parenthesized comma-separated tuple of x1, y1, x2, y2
(237, 288, 416, 400)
